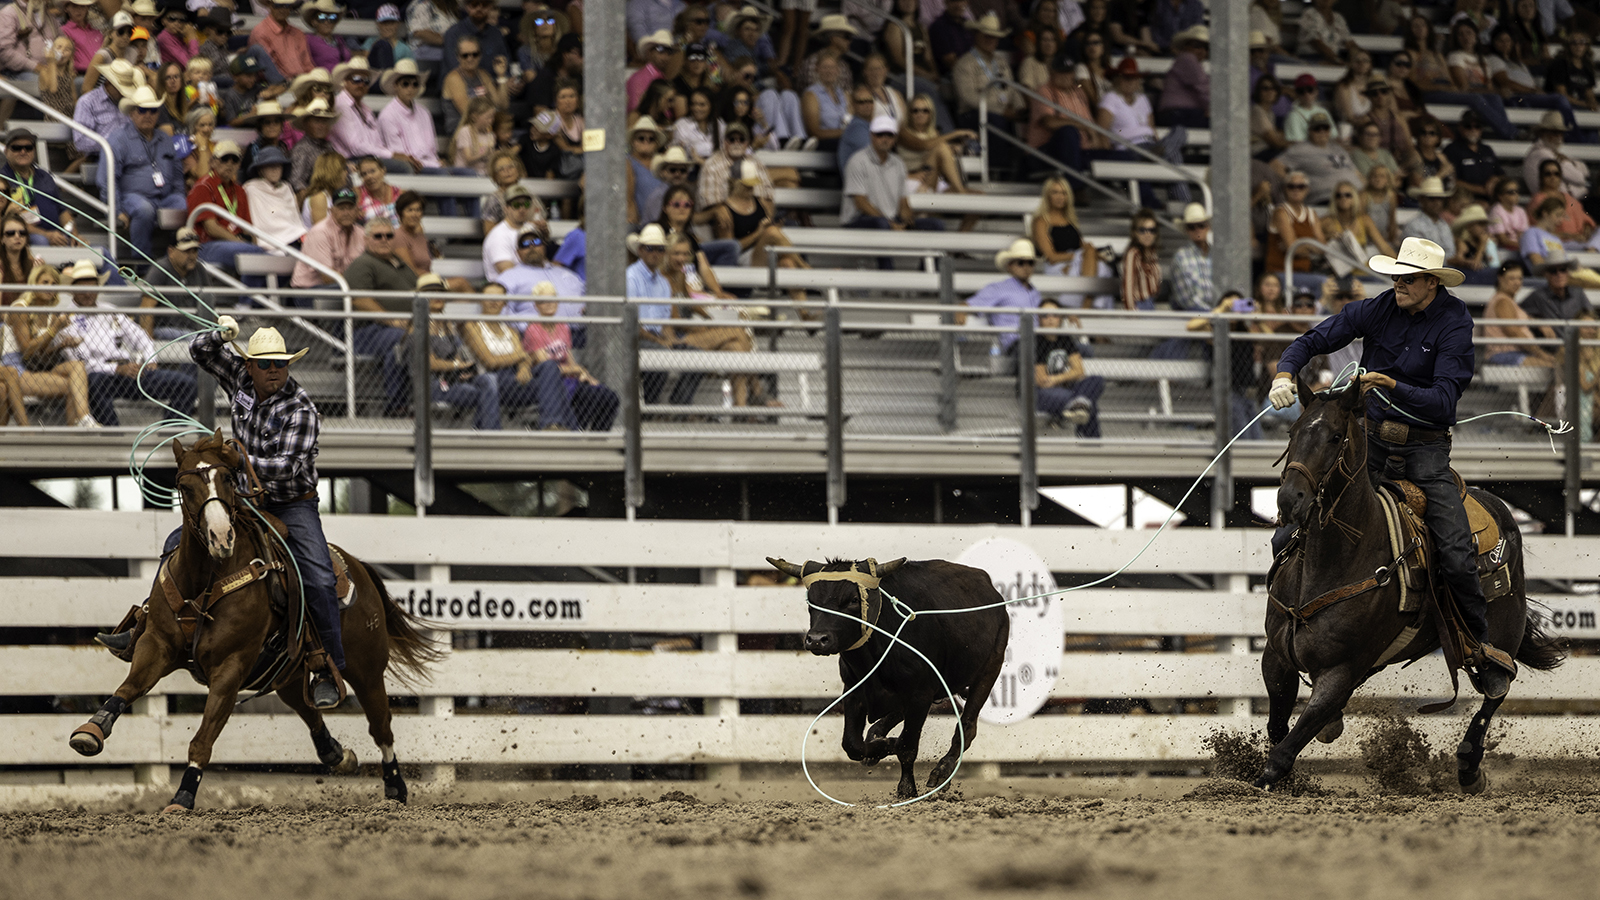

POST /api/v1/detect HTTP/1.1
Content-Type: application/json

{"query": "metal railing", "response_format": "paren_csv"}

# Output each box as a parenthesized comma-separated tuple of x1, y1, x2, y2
(1283, 236, 1368, 288)
(0, 78, 116, 260)
(841, 0, 917, 101)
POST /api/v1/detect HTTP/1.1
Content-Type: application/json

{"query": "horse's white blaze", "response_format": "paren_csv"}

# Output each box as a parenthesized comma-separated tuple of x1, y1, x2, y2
(194, 464, 235, 558)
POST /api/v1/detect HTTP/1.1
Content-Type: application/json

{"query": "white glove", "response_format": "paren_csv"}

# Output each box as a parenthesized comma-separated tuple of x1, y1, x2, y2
(216, 315, 239, 341)
(1268, 376, 1297, 410)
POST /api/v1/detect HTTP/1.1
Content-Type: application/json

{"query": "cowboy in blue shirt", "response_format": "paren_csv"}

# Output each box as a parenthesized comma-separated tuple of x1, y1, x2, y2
(1269, 237, 1514, 698)
(959, 238, 1042, 357)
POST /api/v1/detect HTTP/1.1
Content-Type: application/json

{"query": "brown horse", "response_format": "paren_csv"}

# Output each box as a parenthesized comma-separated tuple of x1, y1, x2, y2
(67, 431, 440, 811)
(1258, 378, 1564, 792)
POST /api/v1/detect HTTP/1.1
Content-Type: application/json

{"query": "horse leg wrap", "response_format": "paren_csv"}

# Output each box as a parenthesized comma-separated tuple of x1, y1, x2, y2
(382, 757, 407, 804)
(310, 723, 345, 769)
(70, 696, 130, 756)
(167, 765, 203, 811)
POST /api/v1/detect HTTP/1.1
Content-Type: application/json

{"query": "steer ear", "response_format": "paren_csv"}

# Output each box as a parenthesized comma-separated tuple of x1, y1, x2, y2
(876, 558, 906, 575)
(766, 557, 804, 578)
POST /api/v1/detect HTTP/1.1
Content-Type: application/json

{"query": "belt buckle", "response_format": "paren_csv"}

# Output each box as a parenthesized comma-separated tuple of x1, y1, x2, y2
(1378, 420, 1409, 444)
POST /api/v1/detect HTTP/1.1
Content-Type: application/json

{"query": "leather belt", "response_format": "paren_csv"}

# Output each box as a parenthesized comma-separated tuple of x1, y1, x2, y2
(1373, 419, 1448, 445)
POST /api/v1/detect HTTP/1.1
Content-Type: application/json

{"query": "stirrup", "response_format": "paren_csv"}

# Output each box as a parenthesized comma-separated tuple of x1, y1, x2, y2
(95, 629, 136, 662)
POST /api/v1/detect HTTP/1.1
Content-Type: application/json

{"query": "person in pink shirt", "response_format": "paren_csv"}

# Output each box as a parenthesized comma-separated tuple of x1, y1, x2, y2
(156, 6, 199, 68)
(376, 59, 478, 216)
(627, 29, 680, 112)
(1487, 179, 1529, 254)
(292, 187, 365, 290)
(61, 0, 100, 74)
(250, 0, 314, 81)
(329, 56, 418, 174)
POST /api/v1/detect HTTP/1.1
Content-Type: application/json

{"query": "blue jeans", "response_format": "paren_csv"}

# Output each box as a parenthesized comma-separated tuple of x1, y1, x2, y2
(158, 496, 343, 670)
(352, 323, 408, 412)
(701, 239, 741, 267)
(433, 371, 501, 429)
(1037, 374, 1105, 438)
(120, 190, 188, 258)
(492, 360, 572, 429)
(86, 368, 196, 424)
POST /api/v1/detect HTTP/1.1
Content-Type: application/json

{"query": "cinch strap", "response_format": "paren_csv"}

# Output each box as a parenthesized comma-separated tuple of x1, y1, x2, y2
(802, 563, 883, 651)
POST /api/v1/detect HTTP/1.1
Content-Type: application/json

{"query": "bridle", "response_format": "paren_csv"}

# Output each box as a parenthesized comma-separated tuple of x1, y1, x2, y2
(174, 439, 266, 538)
(803, 559, 888, 651)
(1279, 407, 1368, 544)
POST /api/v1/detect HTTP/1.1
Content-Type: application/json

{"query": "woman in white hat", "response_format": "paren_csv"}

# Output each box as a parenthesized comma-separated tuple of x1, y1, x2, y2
(1269, 234, 1517, 698)
(1448, 203, 1501, 280)
(799, 15, 856, 93)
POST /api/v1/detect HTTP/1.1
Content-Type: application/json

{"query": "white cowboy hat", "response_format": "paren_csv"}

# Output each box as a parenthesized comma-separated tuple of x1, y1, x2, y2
(650, 145, 692, 175)
(719, 5, 771, 35)
(236, 99, 287, 126)
(814, 14, 857, 35)
(330, 56, 373, 86)
(117, 85, 164, 114)
(1408, 175, 1453, 198)
(635, 28, 676, 57)
(993, 238, 1037, 271)
(293, 97, 341, 123)
(417, 273, 447, 291)
(288, 67, 332, 100)
(63, 259, 109, 284)
(625, 223, 670, 256)
(629, 115, 667, 143)
(235, 326, 308, 363)
(1367, 237, 1465, 287)
(378, 57, 430, 94)
(1537, 246, 1576, 273)
(96, 58, 145, 93)
(1536, 111, 1569, 133)
(1450, 204, 1489, 233)
(1181, 202, 1211, 225)
(1248, 30, 1268, 49)
(128, 0, 160, 17)
(1174, 24, 1210, 46)
(965, 13, 1010, 37)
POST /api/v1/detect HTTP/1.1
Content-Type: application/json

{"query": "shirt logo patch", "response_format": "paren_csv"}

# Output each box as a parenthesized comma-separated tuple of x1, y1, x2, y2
(234, 389, 255, 412)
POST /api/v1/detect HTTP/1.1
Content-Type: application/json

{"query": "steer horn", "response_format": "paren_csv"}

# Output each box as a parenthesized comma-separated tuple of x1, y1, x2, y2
(875, 557, 906, 575)
(766, 557, 805, 578)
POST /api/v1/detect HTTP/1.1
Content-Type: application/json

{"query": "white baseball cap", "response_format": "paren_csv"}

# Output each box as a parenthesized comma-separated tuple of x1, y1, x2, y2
(868, 115, 899, 135)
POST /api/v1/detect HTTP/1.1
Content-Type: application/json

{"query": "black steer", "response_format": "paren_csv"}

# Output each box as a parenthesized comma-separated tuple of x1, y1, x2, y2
(768, 556, 1010, 798)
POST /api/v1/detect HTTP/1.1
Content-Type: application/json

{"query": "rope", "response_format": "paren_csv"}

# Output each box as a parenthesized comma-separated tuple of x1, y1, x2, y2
(0, 176, 310, 668)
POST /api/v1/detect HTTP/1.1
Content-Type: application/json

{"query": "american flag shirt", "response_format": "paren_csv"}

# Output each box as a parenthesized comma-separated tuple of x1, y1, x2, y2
(190, 331, 320, 504)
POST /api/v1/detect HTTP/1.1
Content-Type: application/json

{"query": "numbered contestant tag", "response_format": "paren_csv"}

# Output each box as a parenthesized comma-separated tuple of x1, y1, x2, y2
(957, 538, 1064, 726)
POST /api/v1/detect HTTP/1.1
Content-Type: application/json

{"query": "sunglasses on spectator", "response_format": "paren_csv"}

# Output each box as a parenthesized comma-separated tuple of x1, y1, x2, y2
(1311, 123, 1331, 130)
(2, 230, 25, 238)
(116, 26, 133, 35)
(460, 51, 480, 59)
(508, 199, 532, 208)
(1287, 183, 1309, 190)
(532, 16, 555, 25)
(369, 231, 395, 239)
(871, 131, 896, 138)
(1135, 226, 1157, 234)
(397, 78, 418, 88)
(519, 237, 545, 247)
(1297, 86, 1315, 93)
(663, 166, 688, 176)
(7, 143, 34, 153)
(1010, 259, 1035, 266)
(1335, 192, 1353, 199)
(1421, 130, 1438, 136)
(316, 12, 339, 21)
(217, 154, 240, 163)
(1185, 223, 1208, 231)
(254, 359, 291, 370)
(854, 96, 875, 105)
(348, 75, 369, 84)
(725, 133, 748, 143)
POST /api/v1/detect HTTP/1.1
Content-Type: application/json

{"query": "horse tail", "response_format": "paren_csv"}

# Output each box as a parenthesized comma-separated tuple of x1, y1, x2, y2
(1516, 608, 1567, 672)
(363, 560, 446, 687)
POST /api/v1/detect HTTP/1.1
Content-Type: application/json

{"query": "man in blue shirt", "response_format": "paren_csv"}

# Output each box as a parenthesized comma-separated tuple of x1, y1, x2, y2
(0, 128, 75, 246)
(1268, 237, 1514, 698)
(442, 0, 510, 76)
(627, 223, 697, 404)
(101, 85, 186, 259)
(73, 60, 143, 157)
(958, 238, 1041, 369)
(498, 222, 587, 346)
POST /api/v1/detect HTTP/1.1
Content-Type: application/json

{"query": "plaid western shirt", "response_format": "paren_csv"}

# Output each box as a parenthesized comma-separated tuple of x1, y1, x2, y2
(190, 331, 321, 504)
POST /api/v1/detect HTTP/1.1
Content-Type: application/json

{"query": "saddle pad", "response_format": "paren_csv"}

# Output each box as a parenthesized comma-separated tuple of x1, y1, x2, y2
(329, 546, 356, 610)
(1390, 471, 1502, 557)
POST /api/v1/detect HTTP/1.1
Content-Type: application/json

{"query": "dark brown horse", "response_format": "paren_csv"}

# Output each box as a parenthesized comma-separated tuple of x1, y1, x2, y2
(68, 431, 440, 811)
(1257, 378, 1564, 792)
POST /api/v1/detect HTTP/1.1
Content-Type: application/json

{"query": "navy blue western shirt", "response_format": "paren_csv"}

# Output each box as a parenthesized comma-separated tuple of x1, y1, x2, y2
(1276, 287, 1475, 427)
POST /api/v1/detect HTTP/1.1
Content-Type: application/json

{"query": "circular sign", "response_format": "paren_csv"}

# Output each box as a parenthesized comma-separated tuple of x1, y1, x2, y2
(956, 538, 1064, 725)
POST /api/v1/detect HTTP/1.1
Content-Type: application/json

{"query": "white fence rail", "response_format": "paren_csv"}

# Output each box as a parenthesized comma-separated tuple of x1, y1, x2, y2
(4, 511, 1600, 779)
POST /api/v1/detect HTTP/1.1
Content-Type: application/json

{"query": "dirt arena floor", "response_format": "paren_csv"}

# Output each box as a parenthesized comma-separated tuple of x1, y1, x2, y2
(4, 765, 1600, 900)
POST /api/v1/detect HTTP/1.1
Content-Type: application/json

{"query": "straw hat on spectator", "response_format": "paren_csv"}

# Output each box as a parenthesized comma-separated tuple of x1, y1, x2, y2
(293, 97, 341, 124)
(1249, 30, 1268, 50)
(117, 85, 164, 114)
(1363, 73, 1390, 94)
(236, 99, 287, 126)
(1536, 111, 1569, 133)
(1408, 176, 1452, 199)
(625, 223, 670, 256)
(1181, 202, 1211, 225)
(813, 14, 857, 36)
(1173, 24, 1209, 47)
(331, 56, 373, 86)
(630, 115, 667, 144)
(635, 29, 676, 57)
(96, 58, 145, 94)
(301, 0, 343, 28)
(1537, 246, 1575, 274)
(994, 238, 1037, 271)
(1367, 237, 1464, 287)
(417, 273, 447, 291)
(650, 145, 692, 175)
(288, 67, 332, 101)
(128, 0, 160, 17)
(720, 5, 771, 36)
(378, 58, 430, 94)
(1451, 204, 1489, 234)
(234, 326, 308, 363)
(965, 13, 1009, 37)
(63, 259, 109, 285)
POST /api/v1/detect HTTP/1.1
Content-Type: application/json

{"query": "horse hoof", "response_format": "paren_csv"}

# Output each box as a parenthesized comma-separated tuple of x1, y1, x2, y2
(332, 748, 359, 775)
(1252, 777, 1274, 791)
(68, 724, 105, 757)
(1461, 769, 1489, 795)
(161, 804, 190, 814)
(1315, 717, 1344, 744)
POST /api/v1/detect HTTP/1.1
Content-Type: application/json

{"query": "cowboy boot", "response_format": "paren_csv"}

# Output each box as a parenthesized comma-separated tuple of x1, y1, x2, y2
(311, 673, 341, 709)
(1472, 643, 1516, 700)
(94, 606, 144, 662)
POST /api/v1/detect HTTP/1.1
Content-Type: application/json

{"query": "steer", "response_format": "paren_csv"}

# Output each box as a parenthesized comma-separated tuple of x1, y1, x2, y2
(768, 556, 1010, 798)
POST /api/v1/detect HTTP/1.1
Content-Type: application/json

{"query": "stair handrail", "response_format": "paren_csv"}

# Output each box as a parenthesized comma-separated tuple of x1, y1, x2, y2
(0, 79, 117, 260)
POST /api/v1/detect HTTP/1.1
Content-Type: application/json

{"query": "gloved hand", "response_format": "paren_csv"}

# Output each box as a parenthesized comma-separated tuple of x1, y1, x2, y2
(1268, 375, 1296, 410)
(217, 315, 239, 341)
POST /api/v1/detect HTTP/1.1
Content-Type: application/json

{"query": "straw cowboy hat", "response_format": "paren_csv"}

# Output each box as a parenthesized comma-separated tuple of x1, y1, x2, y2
(1173, 24, 1210, 46)
(301, 0, 342, 27)
(293, 97, 341, 124)
(1537, 246, 1575, 273)
(378, 57, 430, 94)
(965, 12, 1010, 37)
(416, 273, 447, 291)
(1181, 202, 1211, 225)
(993, 238, 1037, 271)
(1408, 175, 1453, 198)
(1248, 30, 1268, 49)
(117, 85, 164, 114)
(95, 58, 145, 94)
(629, 115, 667, 143)
(650, 145, 692, 175)
(1451, 204, 1489, 233)
(1536, 111, 1569, 133)
(720, 5, 771, 35)
(1367, 237, 1465, 287)
(288, 67, 332, 100)
(234, 326, 308, 364)
(625, 223, 670, 256)
(236, 99, 287, 126)
(814, 14, 857, 35)
(635, 29, 676, 57)
(63, 259, 109, 284)
(330, 56, 373, 85)
(128, 0, 160, 17)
